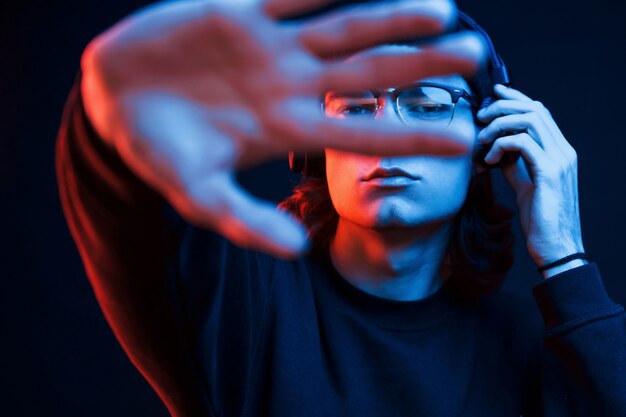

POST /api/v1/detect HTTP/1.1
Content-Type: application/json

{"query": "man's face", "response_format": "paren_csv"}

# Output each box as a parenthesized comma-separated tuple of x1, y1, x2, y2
(324, 73, 479, 231)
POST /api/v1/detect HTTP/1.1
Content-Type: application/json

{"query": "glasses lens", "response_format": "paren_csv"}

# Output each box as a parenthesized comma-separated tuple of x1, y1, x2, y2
(323, 91, 377, 119)
(397, 86, 454, 127)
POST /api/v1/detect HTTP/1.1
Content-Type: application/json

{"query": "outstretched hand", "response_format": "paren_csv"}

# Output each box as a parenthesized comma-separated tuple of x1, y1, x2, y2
(81, 0, 485, 258)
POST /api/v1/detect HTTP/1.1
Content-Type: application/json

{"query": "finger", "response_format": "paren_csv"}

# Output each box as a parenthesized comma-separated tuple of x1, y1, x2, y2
(272, 98, 472, 156)
(263, 0, 337, 20)
(493, 83, 533, 102)
(179, 172, 311, 259)
(476, 99, 540, 123)
(315, 32, 485, 93)
(297, 0, 454, 58)
(476, 113, 561, 156)
(315, 119, 472, 156)
(477, 97, 577, 162)
(510, 98, 578, 162)
(500, 143, 535, 192)
(483, 132, 549, 186)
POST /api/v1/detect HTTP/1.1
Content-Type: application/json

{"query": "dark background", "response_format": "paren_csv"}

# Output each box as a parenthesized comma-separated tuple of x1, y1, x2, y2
(2, 0, 625, 415)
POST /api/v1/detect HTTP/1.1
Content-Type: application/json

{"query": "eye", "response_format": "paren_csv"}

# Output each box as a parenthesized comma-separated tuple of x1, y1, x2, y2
(403, 102, 451, 119)
(325, 98, 377, 118)
(337, 103, 377, 116)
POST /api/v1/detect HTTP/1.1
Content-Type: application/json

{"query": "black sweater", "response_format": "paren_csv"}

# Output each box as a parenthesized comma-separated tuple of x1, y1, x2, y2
(56, 79, 626, 417)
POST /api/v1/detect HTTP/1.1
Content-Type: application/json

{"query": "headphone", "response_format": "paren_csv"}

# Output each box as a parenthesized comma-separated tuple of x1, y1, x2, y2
(288, 9, 517, 178)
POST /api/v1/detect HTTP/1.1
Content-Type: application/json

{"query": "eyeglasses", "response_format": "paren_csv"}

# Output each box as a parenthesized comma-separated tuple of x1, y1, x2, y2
(323, 82, 478, 129)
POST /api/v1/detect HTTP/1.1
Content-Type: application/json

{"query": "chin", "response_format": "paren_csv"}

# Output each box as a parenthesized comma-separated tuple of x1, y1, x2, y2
(371, 207, 458, 232)
(339, 198, 459, 231)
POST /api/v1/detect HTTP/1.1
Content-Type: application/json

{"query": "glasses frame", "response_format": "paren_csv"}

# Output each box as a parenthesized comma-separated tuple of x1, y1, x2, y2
(323, 81, 479, 128)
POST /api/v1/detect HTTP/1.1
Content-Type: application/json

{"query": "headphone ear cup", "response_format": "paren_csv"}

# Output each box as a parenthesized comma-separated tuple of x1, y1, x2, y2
(288, 151, 326, 178)
(479, 96, 493, 112)
(288, 151, 305, 174)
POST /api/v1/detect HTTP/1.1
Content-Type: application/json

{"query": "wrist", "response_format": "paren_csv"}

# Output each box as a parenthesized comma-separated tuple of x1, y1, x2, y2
(541, 258, 589, 280)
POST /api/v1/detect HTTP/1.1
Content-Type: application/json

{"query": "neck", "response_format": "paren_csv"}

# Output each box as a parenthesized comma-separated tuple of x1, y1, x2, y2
(329, 218, 454, 301)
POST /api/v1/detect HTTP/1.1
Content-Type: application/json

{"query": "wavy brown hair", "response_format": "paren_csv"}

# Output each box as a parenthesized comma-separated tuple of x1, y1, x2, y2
(278, 166, 516, 304)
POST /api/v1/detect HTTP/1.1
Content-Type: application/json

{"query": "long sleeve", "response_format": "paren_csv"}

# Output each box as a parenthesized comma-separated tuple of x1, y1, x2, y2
(55, 73, 214, 417)
(528, 262, 626, 416)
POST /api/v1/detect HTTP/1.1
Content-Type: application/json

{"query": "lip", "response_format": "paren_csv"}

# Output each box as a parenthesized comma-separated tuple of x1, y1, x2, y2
(362, 167, 421, 182)
(366, 176, 417, 187)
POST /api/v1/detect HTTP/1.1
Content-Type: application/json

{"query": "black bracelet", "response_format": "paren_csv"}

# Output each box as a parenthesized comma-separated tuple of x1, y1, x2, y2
(537, 252, 592, 273)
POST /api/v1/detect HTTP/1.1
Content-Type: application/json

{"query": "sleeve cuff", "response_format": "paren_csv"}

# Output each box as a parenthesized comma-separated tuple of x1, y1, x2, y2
(531, 262, 623, 333)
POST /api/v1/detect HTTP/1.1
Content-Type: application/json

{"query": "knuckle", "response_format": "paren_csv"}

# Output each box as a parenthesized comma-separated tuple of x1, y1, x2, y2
(487, 101, 500, 114)
(505, 134, 521, 147)
(489, 141, 501, 153)
(566, 148, 578, 166)
(488, 118, 500, 131)
(545, 165, 560, 178)
(533, 100, 552, 116)
(528, 112, 541, 124)
(540, 159, 559, 173)
(516, 133, 530, 144)
(558, 162, 569, 177)
(532, 100, 545, 109)
(507, 133, 527, 148)
(494, 135, 510, 148)
(521, 132, 534, 140)
(494, 120, 506, 134)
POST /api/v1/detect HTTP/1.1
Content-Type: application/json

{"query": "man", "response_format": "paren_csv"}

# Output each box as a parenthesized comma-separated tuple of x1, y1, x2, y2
(57, 0, 626, 415)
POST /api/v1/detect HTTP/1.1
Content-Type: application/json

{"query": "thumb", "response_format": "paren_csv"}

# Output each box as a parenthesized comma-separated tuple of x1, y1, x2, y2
(179, 172, 311, 259)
